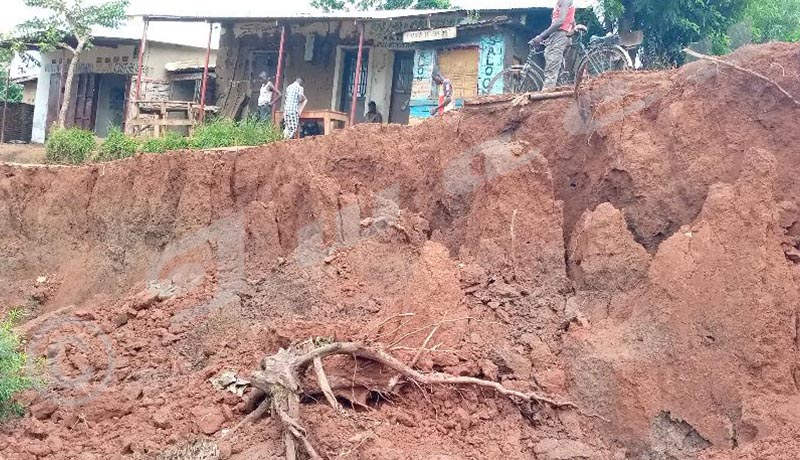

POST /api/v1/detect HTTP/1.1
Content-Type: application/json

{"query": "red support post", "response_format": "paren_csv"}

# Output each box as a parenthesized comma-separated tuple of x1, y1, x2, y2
(134, 18, 150, 102)
(272, 24, 287, 123)
(199, 22, 214, 124)
(349, 24, 365, 127)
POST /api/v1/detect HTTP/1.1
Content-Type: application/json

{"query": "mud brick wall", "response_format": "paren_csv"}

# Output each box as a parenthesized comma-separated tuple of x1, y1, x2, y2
(0, 103, 34, 143)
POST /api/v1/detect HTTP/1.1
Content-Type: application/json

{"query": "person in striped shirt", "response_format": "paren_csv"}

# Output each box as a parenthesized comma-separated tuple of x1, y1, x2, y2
(283, 77, 308, 140)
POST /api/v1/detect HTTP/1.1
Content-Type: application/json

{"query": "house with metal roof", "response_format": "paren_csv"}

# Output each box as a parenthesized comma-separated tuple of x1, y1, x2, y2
(138, 5, 575, 129)
(17, 19, 220, 143)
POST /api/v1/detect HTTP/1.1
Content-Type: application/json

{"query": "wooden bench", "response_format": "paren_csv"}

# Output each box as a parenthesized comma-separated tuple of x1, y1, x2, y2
(274, 110, 349, 137)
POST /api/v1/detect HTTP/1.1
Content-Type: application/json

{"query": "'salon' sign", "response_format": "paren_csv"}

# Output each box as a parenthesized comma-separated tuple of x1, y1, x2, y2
(403, 27, 457, 43)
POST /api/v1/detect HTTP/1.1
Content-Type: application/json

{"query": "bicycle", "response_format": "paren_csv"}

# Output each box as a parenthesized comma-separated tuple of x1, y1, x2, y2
(485, 25, 634, 95)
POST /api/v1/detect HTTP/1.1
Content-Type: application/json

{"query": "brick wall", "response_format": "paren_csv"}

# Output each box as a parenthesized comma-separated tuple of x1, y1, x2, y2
(1, 103, 35, 143)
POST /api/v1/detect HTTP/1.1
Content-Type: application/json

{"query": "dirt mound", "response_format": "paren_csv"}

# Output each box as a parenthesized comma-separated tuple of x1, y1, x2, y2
(1, 42, 799, 460)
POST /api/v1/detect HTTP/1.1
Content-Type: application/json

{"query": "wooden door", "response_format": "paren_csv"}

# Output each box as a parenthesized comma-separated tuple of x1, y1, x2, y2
(70, 74, 99, 131)
(437, 47, 480, 99)
(389, 51, 414, 124)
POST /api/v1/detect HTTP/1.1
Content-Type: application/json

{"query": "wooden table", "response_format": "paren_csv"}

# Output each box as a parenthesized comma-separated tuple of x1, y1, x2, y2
(127, 101, 219, 137)
(275, 110, 349, 137)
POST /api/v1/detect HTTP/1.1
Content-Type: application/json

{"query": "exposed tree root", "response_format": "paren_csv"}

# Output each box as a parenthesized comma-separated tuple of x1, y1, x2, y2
(684, 48, 800, 107)
(240, 338, 606, 460)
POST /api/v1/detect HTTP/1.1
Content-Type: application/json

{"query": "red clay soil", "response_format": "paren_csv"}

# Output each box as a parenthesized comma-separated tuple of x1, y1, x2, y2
(1, 42, 800, 460)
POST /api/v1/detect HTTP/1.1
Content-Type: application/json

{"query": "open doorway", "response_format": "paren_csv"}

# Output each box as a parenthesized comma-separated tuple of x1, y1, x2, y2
(389, 51, 414, 124)
(339, 49, 370, 123)
(94, 74, 128, 137)
(249, 51, 278, 117)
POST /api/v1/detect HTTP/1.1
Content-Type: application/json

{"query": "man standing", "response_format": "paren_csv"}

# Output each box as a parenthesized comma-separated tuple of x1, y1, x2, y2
(257, 73, 281, 121)
(530, 0, 576, 91)
(283, 77, 307, 140)
(430, 71, 454, 116)
(365, 101, 383, 124)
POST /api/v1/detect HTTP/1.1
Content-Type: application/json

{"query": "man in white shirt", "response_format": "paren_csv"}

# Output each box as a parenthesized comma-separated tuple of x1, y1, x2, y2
(283, 77, 308, 139)
(257, 73, 281, 121)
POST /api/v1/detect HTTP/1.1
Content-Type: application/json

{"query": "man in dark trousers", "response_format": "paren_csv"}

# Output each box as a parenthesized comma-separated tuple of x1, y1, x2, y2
(530, 0, 576, 91)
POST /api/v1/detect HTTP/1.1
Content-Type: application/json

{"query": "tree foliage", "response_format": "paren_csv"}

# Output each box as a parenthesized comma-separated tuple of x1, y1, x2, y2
(1, 0, 129, 128)
(0, 53, 24, 104)
(311, 0, 451, 12)
(0, 75, 24, 104)
(599, 0, 750, 66)
(741, 0, 800, 43)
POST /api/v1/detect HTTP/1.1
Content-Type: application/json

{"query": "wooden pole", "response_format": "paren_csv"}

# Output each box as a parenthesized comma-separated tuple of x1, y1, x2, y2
(199, 22, 214, 123)
(349, 24, 365, 127)
(134, 19, 150, 102)
(273, 24, 287, 124)
(1, 67, 9, 144)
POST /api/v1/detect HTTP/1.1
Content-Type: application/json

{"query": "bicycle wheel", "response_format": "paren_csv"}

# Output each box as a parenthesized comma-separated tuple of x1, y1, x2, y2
(574, 45, 633, 91)
(485, 67, 545, 95)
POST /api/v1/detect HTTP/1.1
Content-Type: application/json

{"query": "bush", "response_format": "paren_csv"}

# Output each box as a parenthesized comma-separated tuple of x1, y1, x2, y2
(95, 128, 138, 162)
(0, 310, 32, 420)
(45, 128, 96, 165)
(190, 117, 282, 150)
(45, 117, 282, 165)
(138, 131, 190, 154)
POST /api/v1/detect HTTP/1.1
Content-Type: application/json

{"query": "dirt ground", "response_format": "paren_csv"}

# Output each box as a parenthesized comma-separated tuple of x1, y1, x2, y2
(1, 42, 800, 460)
(0, 143, 45, 164)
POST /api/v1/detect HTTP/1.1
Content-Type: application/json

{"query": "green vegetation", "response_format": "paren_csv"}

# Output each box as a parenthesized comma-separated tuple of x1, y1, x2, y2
(311, 0, 450, 12)
(190, 117, 283, 150)
(742, 0, 800, 43)
(95, 127, 138, 161)
(0, 310, 32, 420)
(138, 131, 190, 154)
(590, 0, 800, 67)
(597, 0, 750, 66)
(45, 127, 96, 164)
(0, 51, 23, 103)
(44, 117, 282, 165)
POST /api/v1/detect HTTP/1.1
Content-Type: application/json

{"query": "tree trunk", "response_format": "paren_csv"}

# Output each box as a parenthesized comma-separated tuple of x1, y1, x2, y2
(57, 39, 87, 130)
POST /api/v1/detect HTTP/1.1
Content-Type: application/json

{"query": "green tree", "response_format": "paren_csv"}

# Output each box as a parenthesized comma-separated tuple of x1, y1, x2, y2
(0, 52, 24, 104)
(2, 0, 128, 129)
(741, 0, 800, 43)
(599, 0, 750, 66)
(311, 0, 451, 12)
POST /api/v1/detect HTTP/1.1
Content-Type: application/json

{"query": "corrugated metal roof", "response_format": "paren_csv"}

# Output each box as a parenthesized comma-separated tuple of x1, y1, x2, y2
(134, 5, 574, 23)
(165, 57, 218, 72)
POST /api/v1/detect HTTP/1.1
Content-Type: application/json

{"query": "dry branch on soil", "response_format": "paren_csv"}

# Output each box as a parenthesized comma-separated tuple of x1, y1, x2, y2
(683, 48, 800, 107)
(237, 339, 606, 460)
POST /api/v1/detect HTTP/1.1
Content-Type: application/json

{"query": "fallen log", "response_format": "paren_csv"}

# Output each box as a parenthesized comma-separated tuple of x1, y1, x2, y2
(465, 90, 575, 110)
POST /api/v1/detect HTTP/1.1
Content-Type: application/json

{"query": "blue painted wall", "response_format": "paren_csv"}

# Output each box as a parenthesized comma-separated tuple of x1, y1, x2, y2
(479, 34, 505, 95)
(408, 32, 508, 123)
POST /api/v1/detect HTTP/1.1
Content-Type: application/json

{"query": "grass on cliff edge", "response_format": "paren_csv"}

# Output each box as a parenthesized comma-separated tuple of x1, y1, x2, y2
(0, 309, 32, 420)
(45, 117, 282, 165)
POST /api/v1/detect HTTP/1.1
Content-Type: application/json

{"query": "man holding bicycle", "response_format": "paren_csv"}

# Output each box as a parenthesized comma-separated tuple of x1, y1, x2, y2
(530, 0, 577, 91)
